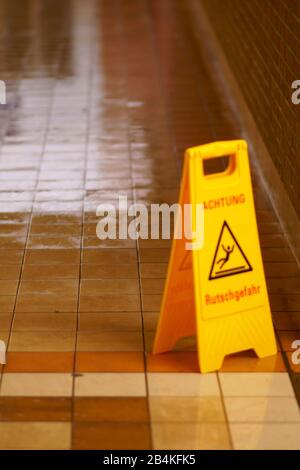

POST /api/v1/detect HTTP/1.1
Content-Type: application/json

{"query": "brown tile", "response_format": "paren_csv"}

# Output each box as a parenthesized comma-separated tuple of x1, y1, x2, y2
(0, 397, 72, 421)
(81, 264, 138, 279)
(20, 280, 78, 296)
(0, 314, 12, 330)
(72, 422, 151, 450)
(147, 352, 199, 372)
(74, 397, 149, 422)
(12, 314, 77, 331)
(9, 331, 76, 352)
(140, 263, 168, 278)
(77, 331, 143, 351)
(75, 352, 145, 372)
(0, 280, 19, 295)
(16, 294, 77, 313)
(143, 294, 162, 311)
(78, 312, 141, 331)
(141, 279, 165, 295)
(139, 248, 170, 263)
(0, 250, 24, 264)
(5, 352, 74, 372)
(0, 296, 15, 312)
(82, 249, 136, 265)
(22, 264, 79, 280)
(79, 295, 140, 312)
(24, 249, 80, 265)
(81, 279, 139, 296)
(30, 224, 81, 236)
(0, 265, 21, 280)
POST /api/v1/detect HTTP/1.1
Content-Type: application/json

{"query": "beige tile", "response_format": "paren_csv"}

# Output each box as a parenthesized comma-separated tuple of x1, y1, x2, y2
(230, 423, 300, 450)
(0, 373, 73, 397)
(75, 373, 146, 397)
(0, 422, 71, 449)
(225, 397, 300, 422)
(219, 372, 295, 397)
(77, 331, 143, 351)
(150, 397, 225, 422)
(148, 373, 220, 396)
(152, 423, 231, 450)
(9, 331, 76, 351)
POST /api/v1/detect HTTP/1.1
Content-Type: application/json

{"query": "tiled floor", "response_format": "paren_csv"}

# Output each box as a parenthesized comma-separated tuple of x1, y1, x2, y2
(0, 0, 299, 450)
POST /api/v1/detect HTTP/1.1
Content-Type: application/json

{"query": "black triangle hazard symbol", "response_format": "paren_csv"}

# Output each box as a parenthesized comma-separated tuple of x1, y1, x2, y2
(209, 221, 252, 280)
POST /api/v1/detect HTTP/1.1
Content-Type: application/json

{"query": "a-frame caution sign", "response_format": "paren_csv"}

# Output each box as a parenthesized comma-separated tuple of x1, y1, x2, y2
(209, 221, 252, 280)
(153, 140, 277, 373)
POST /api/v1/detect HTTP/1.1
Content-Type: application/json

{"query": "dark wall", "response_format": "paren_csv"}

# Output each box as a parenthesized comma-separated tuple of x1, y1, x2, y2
(202, 0, 300, 216)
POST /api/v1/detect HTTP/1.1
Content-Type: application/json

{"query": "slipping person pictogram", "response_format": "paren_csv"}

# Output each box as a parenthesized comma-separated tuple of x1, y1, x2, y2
(209, 221, 252, 280)
(217, 244, 234, 270)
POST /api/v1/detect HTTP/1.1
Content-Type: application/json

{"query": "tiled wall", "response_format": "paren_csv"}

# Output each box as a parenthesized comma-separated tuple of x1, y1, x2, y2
(201, 0, 300, 218)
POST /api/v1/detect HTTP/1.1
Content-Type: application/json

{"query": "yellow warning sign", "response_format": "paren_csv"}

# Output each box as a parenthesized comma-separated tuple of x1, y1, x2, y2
(209, 221, 252, 280)
(153, 140, 277, 373)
